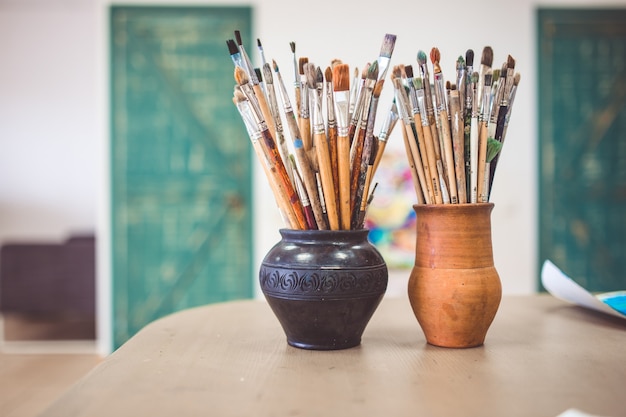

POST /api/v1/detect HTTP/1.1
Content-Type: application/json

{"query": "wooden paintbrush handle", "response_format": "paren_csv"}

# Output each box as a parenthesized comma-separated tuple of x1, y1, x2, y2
(477, 122, 489, 203)
(350, 136, 372, 229)
(337, 135, 351, 230)
(250, 140, 299, 229)
(400, 124, 424, 205)
(259, 130, 307, 230)
(469, 116, 480, 203)
(404, 124, 431, 205)
(315, 131, 339, 230)
(420, 121, 443, 204)
(327, 126, 340, 212)
(252, 84, 276, 139)
(299, 117, 312, 151)
(412, 115, 435, 204)
(349, 127, 367, 213)
(449, 91, 467, 204)
(371, 139, 387, 178)
(439, 110, 458, 204)
(294, 146, 327, 230)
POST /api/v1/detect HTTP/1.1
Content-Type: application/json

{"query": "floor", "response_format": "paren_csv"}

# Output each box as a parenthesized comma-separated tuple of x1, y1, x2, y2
(0, 315, 101, 417)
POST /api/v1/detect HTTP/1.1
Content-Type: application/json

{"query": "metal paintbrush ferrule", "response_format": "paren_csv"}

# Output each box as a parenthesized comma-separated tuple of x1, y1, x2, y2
(275, 73, 295, 114)
(238, 83, 263, 120)
(378, 102, 399, 142)
(300, 84, 310, 118)
(235, 100, 260, 139)
(433, 75, 447, 114)
(334, 94, 350, 136)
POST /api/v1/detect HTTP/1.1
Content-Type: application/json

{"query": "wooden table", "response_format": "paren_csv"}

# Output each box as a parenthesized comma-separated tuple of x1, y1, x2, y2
(41, 295, 626, 417)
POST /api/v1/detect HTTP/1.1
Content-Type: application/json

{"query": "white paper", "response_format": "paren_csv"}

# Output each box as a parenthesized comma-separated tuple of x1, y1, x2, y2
(541, 260, 626, 320)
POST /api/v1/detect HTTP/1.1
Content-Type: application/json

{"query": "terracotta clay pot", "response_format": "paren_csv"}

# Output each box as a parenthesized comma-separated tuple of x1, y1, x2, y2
(260, 229, 388, 350)
(408, 203, 502, 348)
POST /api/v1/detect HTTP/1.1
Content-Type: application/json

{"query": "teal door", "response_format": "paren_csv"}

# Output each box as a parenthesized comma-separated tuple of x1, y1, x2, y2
(110, 6, 253, 349)
(538, 9, 626, 292)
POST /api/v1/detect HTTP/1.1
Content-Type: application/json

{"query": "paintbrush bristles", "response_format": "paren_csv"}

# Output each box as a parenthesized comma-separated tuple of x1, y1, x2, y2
(379, 34, 397, 58)
(466, 49, 474, 67)
(481, 46, 494, 67)
(430, 47, 441, 72)
(234, 66, 249, 86)
(325, 66, 332, 84)
(298, 57, 308, 75)
(226, 39, 238, 55)
(507, 54, 516, 69)
(305, 63, 317, 89)
(333, 64, 350, 92)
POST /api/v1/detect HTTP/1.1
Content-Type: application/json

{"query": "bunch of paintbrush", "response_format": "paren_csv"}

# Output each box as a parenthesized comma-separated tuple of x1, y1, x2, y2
(227, 31, 398, 230)
(392, 46, 520, 205)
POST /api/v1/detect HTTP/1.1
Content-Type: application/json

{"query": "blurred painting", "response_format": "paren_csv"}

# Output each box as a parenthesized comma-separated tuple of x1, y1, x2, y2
(365, 149, 417, 269)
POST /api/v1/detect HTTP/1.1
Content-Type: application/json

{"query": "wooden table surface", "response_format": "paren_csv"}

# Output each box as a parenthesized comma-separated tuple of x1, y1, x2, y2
(41, 294, 626, 417)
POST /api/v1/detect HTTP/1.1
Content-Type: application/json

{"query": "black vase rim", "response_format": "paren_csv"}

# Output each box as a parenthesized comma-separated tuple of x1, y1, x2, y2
(278, 228, 370, 237)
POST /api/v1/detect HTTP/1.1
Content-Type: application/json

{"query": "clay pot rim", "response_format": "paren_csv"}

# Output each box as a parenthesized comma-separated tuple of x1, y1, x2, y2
(412, 202, 494, 211)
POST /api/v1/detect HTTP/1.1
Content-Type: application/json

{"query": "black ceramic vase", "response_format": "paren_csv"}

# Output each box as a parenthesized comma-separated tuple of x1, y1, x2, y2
(259, 229, 388, 350)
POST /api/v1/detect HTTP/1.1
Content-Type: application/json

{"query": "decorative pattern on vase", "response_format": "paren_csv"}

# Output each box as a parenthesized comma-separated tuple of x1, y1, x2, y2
(259, 267, 388, 299)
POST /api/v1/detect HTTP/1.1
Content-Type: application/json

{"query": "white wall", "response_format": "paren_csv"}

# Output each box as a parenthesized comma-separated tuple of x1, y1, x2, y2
(2, 0, 624, 354)
(0, 1, 97, 243)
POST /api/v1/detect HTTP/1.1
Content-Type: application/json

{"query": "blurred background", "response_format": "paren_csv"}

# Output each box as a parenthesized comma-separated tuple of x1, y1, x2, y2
(0, 0, 625, 359)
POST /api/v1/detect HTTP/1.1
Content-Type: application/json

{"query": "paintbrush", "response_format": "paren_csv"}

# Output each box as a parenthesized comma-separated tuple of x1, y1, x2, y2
(257, 38, 267, 69)
(483, 65, 504, 201)
(348, 65, 369, 144)
(468, 70, 480, 203)
(290, 155, 317, 229)
(352, 78, 384, 227)
(289, 41, 301, 118)
(372, 99, 399, 176)
(499, 72, 520, 146)
(418, 51, 448, 204)
(325, 66, 340, 220)
(349, 62, 377, 213)
(404, 65, 420, 118)
(262, 63, 292, 183)
(298, 57, 311, 151)
(348, 66, 360, 125)
(413, 76, 440, 204)
(232, 81, 306, 229)
(332, 63, 352, 230)
(456, 56, 466, 118)
(488, 57, 517, 195)
(226, 39, 246, 70)
(393, 75, 431, 204)
(272, 59, 327, 229)
(431, 47, 458, 203)
(355, 133, 379, 228)
(234, 31, 277, 141)
(476, 46, 493, 128)
(397, 65, 430, 190)
(234, 30, 258, 83)
(449, 84, 467, 203)
(362, 181, 379, 227)
(233, 88, 292, 227)
(332, 64, 351, 230)
(307, 63, 339, 230)
(395, 84, 425, 205)
(376, 34, 397, 81)
(477, 71, 493, 203)
(463, 49, 474, 197)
